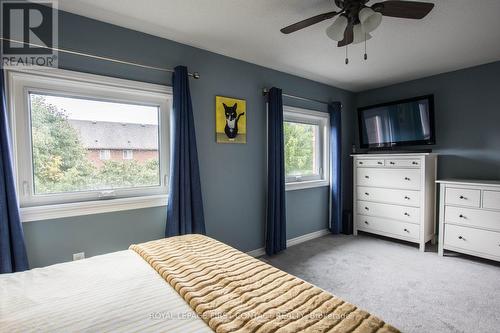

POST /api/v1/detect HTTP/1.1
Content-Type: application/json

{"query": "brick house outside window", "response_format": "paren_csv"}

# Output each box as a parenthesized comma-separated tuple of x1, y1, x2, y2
(69, 120, 158, 168)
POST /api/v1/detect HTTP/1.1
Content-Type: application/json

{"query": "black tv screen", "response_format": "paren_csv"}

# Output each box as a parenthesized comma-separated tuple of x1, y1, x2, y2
(358, 95, 435, 149)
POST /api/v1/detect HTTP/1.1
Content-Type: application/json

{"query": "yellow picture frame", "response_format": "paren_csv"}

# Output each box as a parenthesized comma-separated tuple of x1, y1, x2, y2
(215, 96, 247, 144)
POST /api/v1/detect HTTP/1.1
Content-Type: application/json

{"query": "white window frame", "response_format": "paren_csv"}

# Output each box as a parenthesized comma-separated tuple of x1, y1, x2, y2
(123, 149, 133, 160)
(283, 106, 330, 191)
(100, 149, 111, 160)
(5, 67, 171, 222)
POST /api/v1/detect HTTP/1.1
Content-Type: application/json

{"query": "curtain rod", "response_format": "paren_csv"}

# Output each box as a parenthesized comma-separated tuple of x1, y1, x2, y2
(262, 88, 340, 108)
(0, 38, 200, 79)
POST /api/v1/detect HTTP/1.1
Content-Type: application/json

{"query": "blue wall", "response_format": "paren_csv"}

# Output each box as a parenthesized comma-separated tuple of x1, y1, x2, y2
(22, 10, 355, 268)
(356, 61, 500, 180)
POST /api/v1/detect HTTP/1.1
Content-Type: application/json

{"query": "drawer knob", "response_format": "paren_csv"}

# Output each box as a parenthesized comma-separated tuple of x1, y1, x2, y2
(365, 207, 370, 211)
(459, 196, 467, 200)
(412, 161, 418, 165)
(377, 162, 383, 165)
(359, 161, 364, 165)
(364, 221, 369, 225)
(365, 175, 370, 179)
(390, 162, 395, 165)
(459, 214, 465, 219)
(404, 228, 410, 233)
(404, 196, 410, 200)
(404, 177, 411, 181)
(365, 192, 370, 196)
(458, 236, 466, 240)
(404, 212, 410, 216)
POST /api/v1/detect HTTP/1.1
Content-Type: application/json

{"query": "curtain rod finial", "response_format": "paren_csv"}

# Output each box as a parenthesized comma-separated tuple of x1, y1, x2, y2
(192, 72, 200, 79)
(262, 88, 269, 96)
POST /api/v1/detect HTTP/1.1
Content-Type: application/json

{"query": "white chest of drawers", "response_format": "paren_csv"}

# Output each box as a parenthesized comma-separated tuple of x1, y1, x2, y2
(437, 180, 500, 261)
(352, 153, 438, 251)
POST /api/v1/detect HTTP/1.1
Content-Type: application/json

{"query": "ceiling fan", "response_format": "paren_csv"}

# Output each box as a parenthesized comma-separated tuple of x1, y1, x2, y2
(281, 0, 434, 62)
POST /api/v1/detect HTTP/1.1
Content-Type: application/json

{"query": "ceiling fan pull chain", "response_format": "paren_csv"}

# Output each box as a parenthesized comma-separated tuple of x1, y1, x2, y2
(345, 45, 349, 65)
(364, 33, 368, 61)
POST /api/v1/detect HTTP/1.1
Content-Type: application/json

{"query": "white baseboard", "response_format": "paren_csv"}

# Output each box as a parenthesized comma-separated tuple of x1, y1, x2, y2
(246, 248, 266, 258)
(287, 229, 331, 247)
(246, 229, 330, 258)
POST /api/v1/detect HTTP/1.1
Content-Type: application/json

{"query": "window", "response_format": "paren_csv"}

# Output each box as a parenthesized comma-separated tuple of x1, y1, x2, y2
(283, 106, 330, 190)
(100, 149, 111, 160)
(27, 93, 161, 195)
(123, 149, 133, 160)
(7, 68, 171, 219)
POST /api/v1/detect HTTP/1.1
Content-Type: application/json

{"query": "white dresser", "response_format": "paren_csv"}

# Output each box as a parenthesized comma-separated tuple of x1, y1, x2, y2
(352, 153, 438, 251)
(437, 180, 500, 261)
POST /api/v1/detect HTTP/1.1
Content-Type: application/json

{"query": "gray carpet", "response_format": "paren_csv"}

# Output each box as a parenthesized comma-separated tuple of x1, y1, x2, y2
(262, 233, 500, 333)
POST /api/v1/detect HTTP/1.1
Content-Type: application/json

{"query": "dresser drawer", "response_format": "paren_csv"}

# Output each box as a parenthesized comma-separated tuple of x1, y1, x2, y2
(356, 159, 384, 167)
(444, 224, 500, 258)
(357, 186, 420, 207)
(356, 168, 421, 190)
(357, 215, 420, 240)
(445, 187, 480, 207)
(385, 159, 421, 168)
(445, 206, 500, 232)
(357, 200, 420, 224)
(483, 191, 500, 210)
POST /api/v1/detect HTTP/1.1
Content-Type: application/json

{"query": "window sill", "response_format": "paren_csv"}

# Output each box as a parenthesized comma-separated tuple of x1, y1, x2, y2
(20, 194, 168, 223)
(285, 180, 329, 191)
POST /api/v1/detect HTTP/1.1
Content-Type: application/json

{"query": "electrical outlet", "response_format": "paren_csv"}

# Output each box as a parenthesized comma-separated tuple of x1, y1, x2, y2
(73, 252, 85, 261)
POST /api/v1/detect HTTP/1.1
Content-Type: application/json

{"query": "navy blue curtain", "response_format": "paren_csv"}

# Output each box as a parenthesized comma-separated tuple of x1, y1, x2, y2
(329, 102, 342, 234)
(265, 87, 286, 255)
(1, 69, 29, 273)
(166, 66, 206, 236)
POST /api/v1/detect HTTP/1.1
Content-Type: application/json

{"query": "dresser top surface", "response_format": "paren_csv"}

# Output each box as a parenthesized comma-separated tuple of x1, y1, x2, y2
(351, 153, 437, 157)
(436, 179, 500, 187)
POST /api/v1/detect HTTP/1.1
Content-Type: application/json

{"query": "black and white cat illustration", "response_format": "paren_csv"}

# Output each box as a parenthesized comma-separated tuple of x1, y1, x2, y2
(223, 103, 245, 139)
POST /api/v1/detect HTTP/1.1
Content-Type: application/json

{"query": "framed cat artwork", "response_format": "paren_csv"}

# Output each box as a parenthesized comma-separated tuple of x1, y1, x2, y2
(215, 96, 247, 144)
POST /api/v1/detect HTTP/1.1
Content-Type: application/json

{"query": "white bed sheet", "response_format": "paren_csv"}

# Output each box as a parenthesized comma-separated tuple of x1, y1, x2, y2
(0, 250, 212, 333)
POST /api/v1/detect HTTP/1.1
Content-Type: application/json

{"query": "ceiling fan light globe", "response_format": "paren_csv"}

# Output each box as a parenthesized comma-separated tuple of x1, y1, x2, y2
(326, 15, 348, 41)
(359, 7, 382, 33)
(352, 24, 372, 44)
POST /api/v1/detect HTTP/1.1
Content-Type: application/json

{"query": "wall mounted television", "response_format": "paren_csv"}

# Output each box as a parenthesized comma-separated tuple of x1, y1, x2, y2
(357, 95, 435, 149)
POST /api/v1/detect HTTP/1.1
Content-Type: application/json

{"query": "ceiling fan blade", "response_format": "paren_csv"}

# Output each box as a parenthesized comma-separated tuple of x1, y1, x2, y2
(281, 11, 339, 34)
(337, 23, 354, 47)
(372, 1, 434, 19)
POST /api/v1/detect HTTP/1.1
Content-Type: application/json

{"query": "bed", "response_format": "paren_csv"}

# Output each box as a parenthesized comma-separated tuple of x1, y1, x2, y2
(1, 235, 399, 333)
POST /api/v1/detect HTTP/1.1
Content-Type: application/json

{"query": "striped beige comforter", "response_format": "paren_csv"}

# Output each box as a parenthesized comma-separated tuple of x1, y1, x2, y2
(130, 234, 399, 333)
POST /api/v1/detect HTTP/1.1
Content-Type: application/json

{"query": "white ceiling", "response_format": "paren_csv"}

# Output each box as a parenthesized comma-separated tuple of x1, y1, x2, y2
(58, 0, 500, 92)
